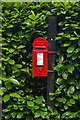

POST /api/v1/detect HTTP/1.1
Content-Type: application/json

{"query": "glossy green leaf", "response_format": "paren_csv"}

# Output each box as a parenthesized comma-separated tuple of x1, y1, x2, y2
(62, 72, 68, 80)
(64, 105, 68, 109)
(15, 64, 22, 68)
(48, 106, 54, 115)
(8, 59, 15, 65)
(5, 113, 11, 119)
(41, 107, 47, 111)
(56, 78, 62, 83)
(34, 111, 40, 118)
(70, 99, 75, 104)
(5, 10, 9, 14)
(67, 46, 74, 53)
(10, 93, 21, 98)
(3, 109, 10, 112)
(27, 101, 34, 107)
(11, 112, 17, 118)
(36, 96, 43, 104)
(76, 83, 80, 89)
(9, 48, 14, 53)
(0, 89, 4, 95)
(7, 24, 13, 28)
(34, 105, 39, 110)
(5, 82, 12, 89)
(72, 12, 78, 16)
(68, 86, 75, 94)
(72, 54, 77, 60)
(70, 37, 78, 40)
(62, 98, 66, 104)
(63, 43, 70, 47)
(67, 101, 72, 106)
(78, 40, 80, 46)
(10, 78, 19, 85)
(6, 32, 12, 36)
(73, 94, 78, 99)
(67, 64, 74, 73)
(17, 112, 23, 118)
(3, 94, 10, 102)
(17, 45, 25, 49)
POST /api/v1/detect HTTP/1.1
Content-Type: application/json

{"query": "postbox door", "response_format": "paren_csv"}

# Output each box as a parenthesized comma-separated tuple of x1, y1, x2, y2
(33, 51, 47, 77)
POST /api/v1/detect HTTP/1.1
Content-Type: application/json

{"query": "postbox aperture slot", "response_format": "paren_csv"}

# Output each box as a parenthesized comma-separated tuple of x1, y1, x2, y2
(35, 46, 45, 49)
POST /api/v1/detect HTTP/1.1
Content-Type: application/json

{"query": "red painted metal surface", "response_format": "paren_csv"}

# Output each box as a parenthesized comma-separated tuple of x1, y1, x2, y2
(32, 37, 48, 77)
(48, 51, 56, 53)
(48, 70, 55, 72)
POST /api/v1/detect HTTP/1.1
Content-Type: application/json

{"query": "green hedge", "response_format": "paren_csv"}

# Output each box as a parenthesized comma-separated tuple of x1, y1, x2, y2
(2, 2, 80, 120)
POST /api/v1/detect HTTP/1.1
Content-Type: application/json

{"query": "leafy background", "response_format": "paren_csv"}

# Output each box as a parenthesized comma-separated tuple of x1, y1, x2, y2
(2, 2, 80, 120)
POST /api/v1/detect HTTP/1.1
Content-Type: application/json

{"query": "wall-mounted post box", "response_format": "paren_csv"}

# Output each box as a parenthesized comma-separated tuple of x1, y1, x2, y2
(32, 37, 48, 77)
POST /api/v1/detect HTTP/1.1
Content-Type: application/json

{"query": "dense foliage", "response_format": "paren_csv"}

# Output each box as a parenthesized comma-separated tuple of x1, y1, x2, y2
(2, 2, 80, 120)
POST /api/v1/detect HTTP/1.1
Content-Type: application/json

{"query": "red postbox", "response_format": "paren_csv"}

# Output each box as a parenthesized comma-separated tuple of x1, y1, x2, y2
(32, 37, 48, 77)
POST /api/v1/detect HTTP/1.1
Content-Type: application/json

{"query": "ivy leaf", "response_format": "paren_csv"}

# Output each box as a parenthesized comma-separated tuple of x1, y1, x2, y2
(17, 112, 23, 118)
(3, 94, 10, 102)
(27, 101, 34, 107)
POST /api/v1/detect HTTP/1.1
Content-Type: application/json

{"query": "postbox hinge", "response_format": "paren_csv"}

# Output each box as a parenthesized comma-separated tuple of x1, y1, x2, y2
(48, 70, 55, 72)
(48, 51, 56, 53)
